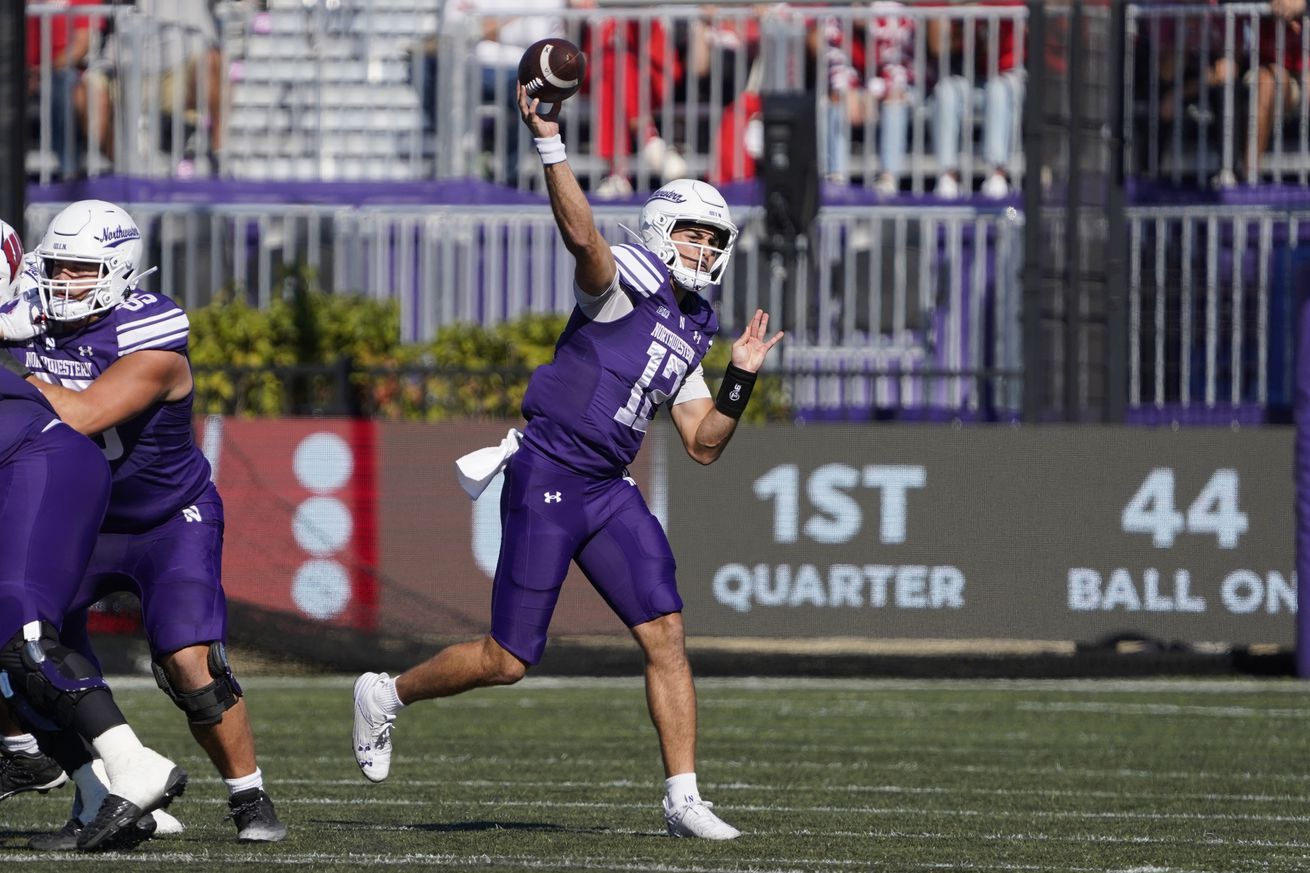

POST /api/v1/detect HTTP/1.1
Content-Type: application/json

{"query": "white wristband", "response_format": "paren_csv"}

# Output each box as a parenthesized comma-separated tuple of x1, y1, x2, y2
(534, 134, 567, 166)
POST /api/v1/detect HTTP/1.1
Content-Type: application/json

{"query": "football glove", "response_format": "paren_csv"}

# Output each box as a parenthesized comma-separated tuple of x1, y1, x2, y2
(0, 287, 47, 341)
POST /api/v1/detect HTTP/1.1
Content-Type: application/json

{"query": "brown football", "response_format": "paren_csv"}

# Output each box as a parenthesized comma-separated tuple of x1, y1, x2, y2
(518, 37, 587, 104)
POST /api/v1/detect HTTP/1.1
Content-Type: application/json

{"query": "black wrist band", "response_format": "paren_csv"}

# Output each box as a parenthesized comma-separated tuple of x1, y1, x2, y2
(0, 353, 32, 379)
(714, 364, 757, 419)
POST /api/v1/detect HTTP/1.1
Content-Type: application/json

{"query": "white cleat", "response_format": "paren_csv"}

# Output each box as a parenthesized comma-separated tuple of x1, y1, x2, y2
(149, 808, 185, 835)
(353, 672, 397, 783)
(663, 797, 741, 840)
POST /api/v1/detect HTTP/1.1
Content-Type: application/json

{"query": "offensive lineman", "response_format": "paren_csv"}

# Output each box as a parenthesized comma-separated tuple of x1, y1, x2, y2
(351, 84, 782, 839)
(0, 200, 287, 846)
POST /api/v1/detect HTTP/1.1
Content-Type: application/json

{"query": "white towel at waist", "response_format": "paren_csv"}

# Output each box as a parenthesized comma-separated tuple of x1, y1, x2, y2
(454, 427, 522, 499)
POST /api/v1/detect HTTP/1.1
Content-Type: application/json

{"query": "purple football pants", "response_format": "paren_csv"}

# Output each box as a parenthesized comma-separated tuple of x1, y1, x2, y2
(66, 482, 228, 659)
(492, 446, 682, 665)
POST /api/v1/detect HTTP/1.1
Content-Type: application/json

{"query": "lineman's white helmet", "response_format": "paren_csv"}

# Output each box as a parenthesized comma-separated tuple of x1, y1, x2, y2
(639, 179, 738, 293)
(0, 219, 22, 302)
(36, 199, 144, 321)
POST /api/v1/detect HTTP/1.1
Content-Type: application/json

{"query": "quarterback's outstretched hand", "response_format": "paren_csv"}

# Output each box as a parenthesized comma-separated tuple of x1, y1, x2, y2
(730, 309, 784, 374)
(517, 83, 561, 139)
(0, 287, 47, 342)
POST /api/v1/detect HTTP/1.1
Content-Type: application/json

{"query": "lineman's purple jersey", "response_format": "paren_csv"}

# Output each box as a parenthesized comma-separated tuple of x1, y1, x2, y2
(5, 291, 211, 532)
(520, 244, 719, 476)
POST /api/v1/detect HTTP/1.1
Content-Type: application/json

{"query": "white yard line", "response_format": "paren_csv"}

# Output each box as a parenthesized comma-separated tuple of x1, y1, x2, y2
(0, 851, 1202, 873)
(101, 675, 1310, 695)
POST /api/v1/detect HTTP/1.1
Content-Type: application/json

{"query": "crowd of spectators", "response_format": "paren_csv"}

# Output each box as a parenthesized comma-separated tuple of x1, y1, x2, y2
(27, 0, 226, 178)
(1134, 0, 1308, 187)
(23, 1, 1310, 196)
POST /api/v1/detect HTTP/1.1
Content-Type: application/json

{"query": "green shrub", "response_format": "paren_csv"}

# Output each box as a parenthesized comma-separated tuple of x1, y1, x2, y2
(190, 275, 790, 421)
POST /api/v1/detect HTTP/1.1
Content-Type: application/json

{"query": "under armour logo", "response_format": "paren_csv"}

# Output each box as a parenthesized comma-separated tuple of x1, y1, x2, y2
(78, 345, 93, 357)
(544, 491, 563, 503)
(692, 331, 702, 344)
(181, 505, 202, 522)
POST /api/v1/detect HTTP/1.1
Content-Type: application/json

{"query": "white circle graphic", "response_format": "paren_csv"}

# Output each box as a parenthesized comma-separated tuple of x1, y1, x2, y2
(293, 496, 353, 556)
(292, 559, 351, 620)
(293, 432, 353, 494)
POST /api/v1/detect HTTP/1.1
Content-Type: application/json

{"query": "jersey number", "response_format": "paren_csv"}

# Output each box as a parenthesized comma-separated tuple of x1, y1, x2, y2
(118, 293, 157, 311)
(58, 377, 124, 461)
(93, 426, 124, 462)
(613, 340, 688, 433)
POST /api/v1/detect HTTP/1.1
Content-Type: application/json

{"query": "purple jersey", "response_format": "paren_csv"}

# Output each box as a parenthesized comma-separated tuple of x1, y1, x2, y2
(521, 244, 719, 477)
(0, 368, 59, 464)
(5, 291, 212, 533)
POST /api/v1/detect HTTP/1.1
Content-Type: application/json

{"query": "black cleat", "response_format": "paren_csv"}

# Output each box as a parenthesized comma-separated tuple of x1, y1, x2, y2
(76, 766, 186, 852)
(29, 818, 81, 852)
(229, 788, 288, 842)
(0, 750, 68, 801)
(32, 814, 161, 852)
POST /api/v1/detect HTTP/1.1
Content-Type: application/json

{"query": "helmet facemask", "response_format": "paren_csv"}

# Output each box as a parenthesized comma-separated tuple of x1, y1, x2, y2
(39, 252, 137, 322)
(665, 220, 735, 293)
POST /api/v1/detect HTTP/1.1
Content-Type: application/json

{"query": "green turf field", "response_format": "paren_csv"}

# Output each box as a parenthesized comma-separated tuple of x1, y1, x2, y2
(1, 675, 1308, 871)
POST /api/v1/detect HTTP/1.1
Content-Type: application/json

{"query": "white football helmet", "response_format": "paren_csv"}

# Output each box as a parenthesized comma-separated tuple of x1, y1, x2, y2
(35, 200, 145, 321)
(639, 179, 738, 293)
(0, 219, 22, 302)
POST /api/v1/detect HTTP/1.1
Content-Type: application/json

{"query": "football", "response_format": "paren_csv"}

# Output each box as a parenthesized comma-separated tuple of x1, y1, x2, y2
(518, 37, 587, 105)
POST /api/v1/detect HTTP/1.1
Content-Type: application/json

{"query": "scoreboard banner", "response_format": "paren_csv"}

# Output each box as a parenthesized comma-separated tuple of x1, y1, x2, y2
(664, 425, 1294, 646)
(213, 419, 1293, 648)
(215, 418, 641, 639)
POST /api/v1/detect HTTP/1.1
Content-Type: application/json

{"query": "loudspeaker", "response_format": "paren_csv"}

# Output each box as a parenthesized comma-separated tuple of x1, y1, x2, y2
(759, 92, 819, 251)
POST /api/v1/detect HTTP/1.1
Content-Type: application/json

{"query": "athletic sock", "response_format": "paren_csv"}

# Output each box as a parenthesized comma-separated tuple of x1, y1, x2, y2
(224, 767, 264, 796)
(2, 733, 39, 755)
(379, 675, 405, 714)
(665, 772, 701, 809)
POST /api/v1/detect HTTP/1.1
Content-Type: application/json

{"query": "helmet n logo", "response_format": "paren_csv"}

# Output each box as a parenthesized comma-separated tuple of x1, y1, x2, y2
(182, 505, 202, 523)
(543, 491, 563, 504)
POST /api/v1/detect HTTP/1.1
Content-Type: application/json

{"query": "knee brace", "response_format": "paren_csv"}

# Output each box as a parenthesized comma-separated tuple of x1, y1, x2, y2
(151, 641, 243, 726)
(0, 622, 109, 732)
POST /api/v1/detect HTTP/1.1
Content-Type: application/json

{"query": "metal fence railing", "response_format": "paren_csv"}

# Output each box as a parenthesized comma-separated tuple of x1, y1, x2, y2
(23, 199, 1024, 418)
(1124, 204, 1304, 422)
(27, 1, 1032, 197)
(1126, 2, 1310, 188)
(36, 202, 1304, 422)
(25, 2, 1310, 193)
(26, 2, 228, 183)
(426, 2, 1029, 198)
